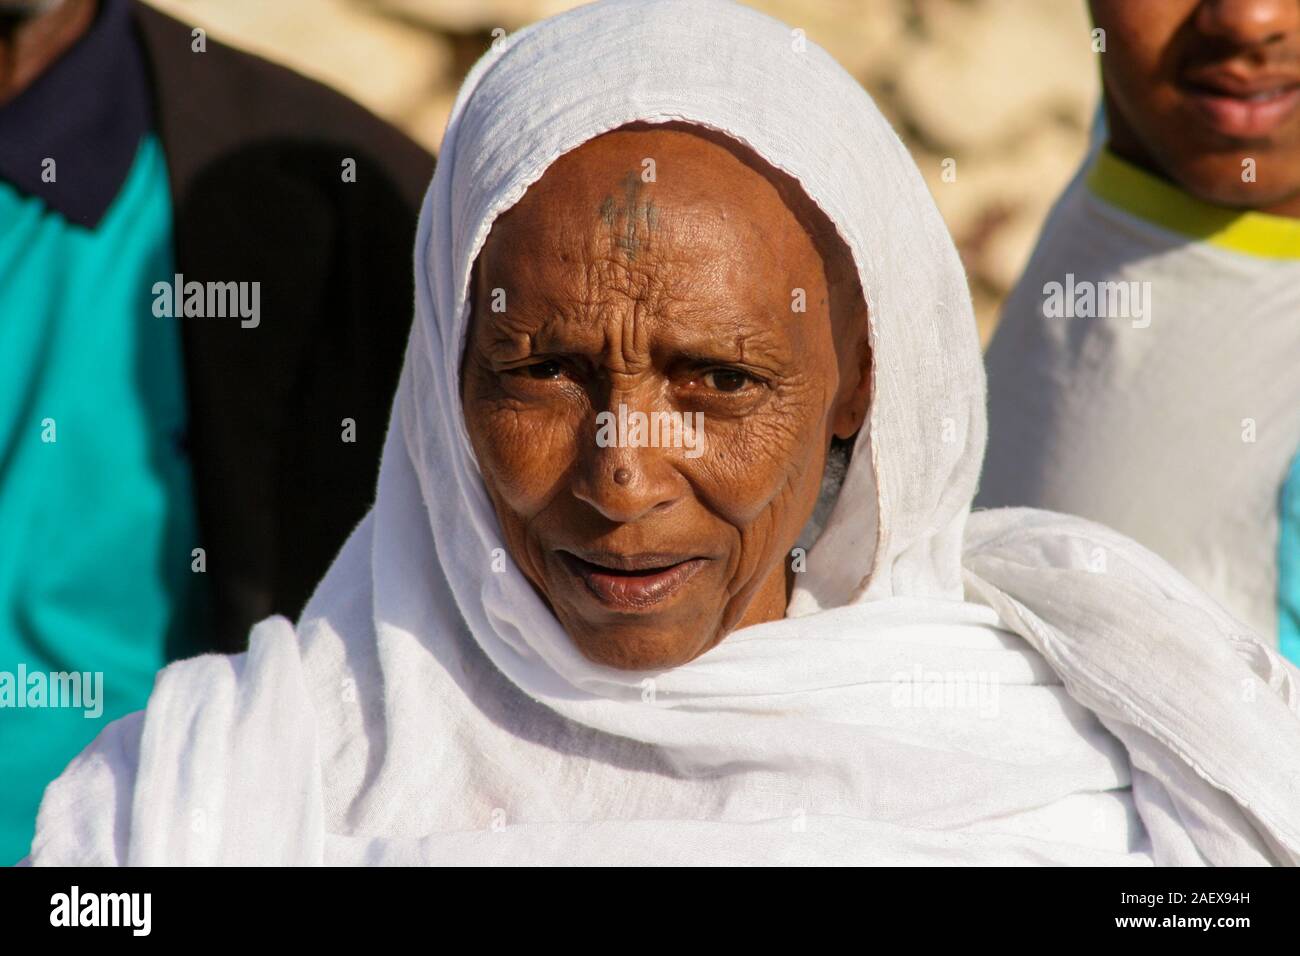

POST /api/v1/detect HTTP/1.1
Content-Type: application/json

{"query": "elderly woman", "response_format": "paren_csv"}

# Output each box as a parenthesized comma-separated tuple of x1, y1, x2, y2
(28, 0, 1300, 865)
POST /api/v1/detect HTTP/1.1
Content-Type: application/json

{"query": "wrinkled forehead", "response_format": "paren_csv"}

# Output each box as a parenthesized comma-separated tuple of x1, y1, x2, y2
(462, 128, 872, 386)
(472, 122, 862, 307)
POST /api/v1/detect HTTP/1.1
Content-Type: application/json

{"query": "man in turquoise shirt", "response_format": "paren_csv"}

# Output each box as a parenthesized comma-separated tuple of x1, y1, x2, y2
(0, 0, 433, 864)
(0, 0, 205, 864)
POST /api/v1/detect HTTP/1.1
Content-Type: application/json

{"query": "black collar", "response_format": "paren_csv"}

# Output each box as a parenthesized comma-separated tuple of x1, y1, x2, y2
(0, 0, 152, 228)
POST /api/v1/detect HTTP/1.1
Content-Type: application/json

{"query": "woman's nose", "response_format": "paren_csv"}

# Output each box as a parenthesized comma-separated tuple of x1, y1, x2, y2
(570, 403, 685, 524)
(1196, 0, 1300, 46)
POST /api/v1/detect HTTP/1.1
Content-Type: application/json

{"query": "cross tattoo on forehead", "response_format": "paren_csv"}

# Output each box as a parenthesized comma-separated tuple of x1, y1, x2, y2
(599, 170, 659, 261)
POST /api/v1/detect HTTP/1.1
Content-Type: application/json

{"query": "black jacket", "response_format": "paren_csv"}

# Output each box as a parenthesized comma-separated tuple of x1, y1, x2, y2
(132, 2, 434, 652)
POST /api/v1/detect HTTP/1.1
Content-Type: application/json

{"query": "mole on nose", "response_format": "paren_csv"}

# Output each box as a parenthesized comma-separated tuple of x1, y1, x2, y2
(613, 467, 632, 485)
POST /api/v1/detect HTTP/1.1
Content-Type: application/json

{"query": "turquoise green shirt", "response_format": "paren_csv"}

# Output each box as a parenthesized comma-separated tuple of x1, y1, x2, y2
(1279, 452, 1300, 664)
(0, 134, 205, 863)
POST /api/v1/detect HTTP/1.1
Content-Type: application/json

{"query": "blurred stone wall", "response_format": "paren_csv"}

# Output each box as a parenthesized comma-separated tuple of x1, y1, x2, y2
(143, 0, 1100, 340)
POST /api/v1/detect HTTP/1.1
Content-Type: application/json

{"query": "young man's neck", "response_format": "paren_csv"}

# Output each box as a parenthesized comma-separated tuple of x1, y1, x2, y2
(0, 0, 96, 106)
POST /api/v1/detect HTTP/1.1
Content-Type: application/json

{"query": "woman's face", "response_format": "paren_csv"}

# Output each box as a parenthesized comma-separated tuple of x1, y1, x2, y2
(461, 123, 871, 670)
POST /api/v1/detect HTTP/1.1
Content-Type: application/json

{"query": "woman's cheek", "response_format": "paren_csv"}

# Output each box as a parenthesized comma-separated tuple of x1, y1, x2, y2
(476, 403, 581, 516)
(691, 397, 818, 525)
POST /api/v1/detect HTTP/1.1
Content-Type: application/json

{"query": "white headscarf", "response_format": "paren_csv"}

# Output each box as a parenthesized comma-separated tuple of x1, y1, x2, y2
(29, 0, 1300, 866)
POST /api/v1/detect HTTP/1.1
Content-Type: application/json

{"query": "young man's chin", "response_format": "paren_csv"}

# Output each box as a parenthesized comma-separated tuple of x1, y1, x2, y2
(1153, 141, 1300, 213)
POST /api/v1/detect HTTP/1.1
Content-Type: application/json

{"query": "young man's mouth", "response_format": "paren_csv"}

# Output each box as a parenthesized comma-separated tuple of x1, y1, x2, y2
(1179, 69, 1300, 139)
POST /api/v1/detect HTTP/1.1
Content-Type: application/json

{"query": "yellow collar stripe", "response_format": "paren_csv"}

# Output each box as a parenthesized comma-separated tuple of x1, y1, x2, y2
(1086, 148, 1300, 261)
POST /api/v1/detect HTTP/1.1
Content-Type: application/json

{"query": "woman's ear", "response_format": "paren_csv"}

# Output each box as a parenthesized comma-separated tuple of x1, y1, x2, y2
(831, 305, 872, 441)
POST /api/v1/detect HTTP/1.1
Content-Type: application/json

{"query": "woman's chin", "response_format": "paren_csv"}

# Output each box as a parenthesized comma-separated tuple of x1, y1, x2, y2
(557, 607, 722, 671)
(539, 553, 728, 669)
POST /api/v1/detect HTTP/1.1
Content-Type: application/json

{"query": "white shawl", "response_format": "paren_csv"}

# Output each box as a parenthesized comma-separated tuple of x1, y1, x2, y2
(29, 0, 1300, 866)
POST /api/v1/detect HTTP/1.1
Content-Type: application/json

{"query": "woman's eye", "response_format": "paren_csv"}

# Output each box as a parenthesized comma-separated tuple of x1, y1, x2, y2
(702, 368, 751, 392)
(520, 360, 563, 380)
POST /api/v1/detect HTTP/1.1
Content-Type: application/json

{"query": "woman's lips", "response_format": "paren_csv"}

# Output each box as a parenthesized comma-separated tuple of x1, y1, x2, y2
(557, 551, 708, 611)
(1180, 79, 1300, 139)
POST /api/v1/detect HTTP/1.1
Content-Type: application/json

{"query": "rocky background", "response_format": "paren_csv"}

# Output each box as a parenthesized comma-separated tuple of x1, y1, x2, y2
(143, 0, 1101, 340)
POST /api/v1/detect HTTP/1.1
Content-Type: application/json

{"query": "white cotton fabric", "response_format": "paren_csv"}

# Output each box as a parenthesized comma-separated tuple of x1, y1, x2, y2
(29, 0, 1300, 866)
(978, 166, 1300, 642)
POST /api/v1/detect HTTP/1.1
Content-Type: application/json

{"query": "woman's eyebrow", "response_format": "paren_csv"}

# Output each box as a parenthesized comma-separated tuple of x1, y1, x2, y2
(657, 325, 792, 368)
(478, 312, 602, 358)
